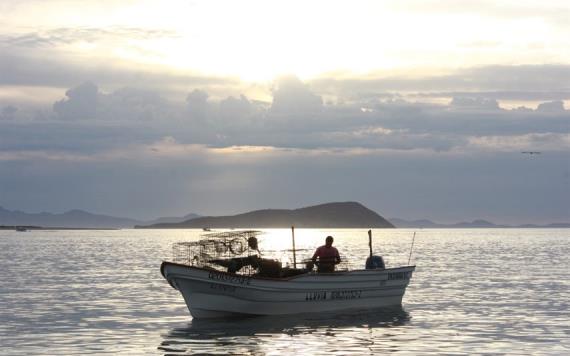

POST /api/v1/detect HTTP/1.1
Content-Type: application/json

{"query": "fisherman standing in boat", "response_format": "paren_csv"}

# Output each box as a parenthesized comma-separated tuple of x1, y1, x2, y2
(312, 236, 341, 272)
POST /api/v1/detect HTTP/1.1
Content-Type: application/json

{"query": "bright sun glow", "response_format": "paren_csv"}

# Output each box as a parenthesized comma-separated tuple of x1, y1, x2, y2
(104, 0, 568, 81)
(125, 1, 402, 81)
(5, 0, 570, 81)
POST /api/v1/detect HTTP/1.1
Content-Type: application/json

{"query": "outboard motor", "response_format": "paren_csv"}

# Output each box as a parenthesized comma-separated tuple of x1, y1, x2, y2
(365, 255, 385, 269)
(365, 230, 385, 269)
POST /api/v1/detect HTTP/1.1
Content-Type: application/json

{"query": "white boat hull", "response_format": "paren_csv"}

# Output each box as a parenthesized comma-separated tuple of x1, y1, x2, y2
(161, 262, 415, 319)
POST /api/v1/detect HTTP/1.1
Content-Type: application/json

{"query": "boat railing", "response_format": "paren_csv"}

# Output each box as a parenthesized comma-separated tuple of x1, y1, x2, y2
(280, 254, 352, 271)
(169, 230, 379, 276)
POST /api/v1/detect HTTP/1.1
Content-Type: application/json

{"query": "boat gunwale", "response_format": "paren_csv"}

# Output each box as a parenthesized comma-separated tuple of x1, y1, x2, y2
(161, 261, 416, 282)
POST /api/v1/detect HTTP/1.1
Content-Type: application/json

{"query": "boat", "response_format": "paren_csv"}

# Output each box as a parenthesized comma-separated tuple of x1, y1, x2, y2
(161, 230, 415, 319)
(15, 226, 27, 232)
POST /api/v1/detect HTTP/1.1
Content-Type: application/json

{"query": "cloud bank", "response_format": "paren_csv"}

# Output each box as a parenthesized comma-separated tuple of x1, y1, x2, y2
(4, 74, 565, 154)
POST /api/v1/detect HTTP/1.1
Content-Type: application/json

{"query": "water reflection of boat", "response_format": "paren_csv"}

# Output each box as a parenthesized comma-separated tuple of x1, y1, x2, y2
(158, 307, 410, 354)
(161, 230, 415, 319)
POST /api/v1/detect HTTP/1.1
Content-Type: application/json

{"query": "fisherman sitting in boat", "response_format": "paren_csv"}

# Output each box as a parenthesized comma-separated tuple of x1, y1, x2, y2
(312, 236, 341, 273)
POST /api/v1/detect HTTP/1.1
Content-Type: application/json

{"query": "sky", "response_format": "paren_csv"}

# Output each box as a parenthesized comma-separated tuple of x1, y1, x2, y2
(0, 0, 569, 224)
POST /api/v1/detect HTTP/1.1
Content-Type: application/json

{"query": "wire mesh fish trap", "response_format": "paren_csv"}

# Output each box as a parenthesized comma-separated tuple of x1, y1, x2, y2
(171, 230, 263, 272)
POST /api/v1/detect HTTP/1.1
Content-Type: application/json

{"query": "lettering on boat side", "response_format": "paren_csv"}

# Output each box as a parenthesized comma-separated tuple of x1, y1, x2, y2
(330, 290, 362, 300)
(207, 271, 252, 285)
(209, 283, 237, 293)
(387, 271, 412, 280)
(305, 291, 327, 301)
(305, 290, 363, 301)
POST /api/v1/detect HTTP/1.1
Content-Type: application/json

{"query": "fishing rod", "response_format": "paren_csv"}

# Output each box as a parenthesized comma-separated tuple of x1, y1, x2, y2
(407, 231, 416, 265)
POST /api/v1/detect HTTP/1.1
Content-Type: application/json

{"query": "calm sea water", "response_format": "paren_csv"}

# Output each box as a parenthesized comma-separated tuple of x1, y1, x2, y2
(0, 228, 568, 355)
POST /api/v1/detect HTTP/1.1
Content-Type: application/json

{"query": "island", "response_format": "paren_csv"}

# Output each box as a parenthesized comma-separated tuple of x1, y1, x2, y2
(135, 202, 395, 229)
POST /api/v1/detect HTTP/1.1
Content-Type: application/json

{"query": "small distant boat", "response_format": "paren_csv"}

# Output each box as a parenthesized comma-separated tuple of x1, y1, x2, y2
(202, 227, 211, 231)
(15, 226, 27, 232)
(161, 230, 415, 319)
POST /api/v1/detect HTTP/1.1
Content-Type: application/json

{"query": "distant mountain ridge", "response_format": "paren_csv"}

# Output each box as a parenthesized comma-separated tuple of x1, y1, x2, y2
(0, 206, 199, 228)
(1, 205, 567, 229)
(145, 213, 200, 225)
(137, 202, 395, 229)
(389, 218, 570, 229)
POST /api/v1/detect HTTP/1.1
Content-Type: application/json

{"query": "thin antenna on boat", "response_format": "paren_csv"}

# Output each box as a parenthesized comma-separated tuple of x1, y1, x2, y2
(291, 226, 297, 269)
(407, 231, 416, 265)
(368, 229, 373, 258)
